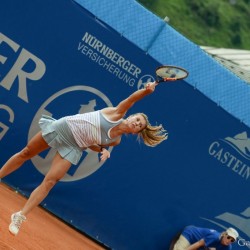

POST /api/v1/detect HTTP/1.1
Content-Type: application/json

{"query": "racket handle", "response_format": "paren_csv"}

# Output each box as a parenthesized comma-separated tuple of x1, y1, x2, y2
(164, 77, 177, 81)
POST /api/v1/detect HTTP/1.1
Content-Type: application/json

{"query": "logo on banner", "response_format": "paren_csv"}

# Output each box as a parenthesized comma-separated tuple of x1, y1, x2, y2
(0, 32, 46, 142)
(201, 206, 250, 247)
(28, 85, 113, 181)
(137, 75, 155, 89)
(208, 132, 250, 180)
(0, 32, 46, 103)
(77, 31, 146, 87)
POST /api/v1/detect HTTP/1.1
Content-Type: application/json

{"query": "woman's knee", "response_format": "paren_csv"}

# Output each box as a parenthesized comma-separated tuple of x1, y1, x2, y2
(18, 146, 34, 161)
(42, 178, 59, 191)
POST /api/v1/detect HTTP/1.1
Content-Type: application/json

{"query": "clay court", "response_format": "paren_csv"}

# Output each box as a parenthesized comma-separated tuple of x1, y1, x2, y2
(0, 183, 107, 250)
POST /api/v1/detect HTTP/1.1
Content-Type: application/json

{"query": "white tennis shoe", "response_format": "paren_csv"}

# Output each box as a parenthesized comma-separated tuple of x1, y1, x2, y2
(9, 211, 26, 235)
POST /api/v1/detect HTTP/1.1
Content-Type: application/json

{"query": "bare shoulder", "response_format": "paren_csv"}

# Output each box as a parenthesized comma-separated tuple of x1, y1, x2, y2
(101, 107, 124, 121)
(101, 107, 116, 114)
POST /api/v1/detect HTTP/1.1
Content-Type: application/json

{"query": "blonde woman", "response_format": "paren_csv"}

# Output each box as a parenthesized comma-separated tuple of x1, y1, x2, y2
(0, 81, 167, 235)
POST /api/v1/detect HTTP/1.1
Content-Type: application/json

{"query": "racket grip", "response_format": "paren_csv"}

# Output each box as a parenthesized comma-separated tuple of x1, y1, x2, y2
(164, 77, 177, 81)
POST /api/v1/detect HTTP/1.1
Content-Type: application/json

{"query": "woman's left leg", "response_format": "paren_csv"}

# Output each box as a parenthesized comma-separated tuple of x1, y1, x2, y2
(9, 152, 72, 235)
(0, 132, 49, 178)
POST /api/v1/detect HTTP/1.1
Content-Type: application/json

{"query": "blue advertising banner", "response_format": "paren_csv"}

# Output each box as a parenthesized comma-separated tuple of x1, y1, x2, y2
(0, 1, 249, 249)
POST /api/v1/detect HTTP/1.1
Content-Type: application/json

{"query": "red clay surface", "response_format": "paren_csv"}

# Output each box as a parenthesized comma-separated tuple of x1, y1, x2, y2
(0, 183, 107, 250)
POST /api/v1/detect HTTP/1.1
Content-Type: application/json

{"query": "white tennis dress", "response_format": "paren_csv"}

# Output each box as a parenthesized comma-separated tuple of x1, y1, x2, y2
(39, 111, 123, 165)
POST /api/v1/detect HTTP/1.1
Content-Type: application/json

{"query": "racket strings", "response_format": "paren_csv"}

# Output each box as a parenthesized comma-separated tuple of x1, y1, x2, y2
(156, 65, 188, 81)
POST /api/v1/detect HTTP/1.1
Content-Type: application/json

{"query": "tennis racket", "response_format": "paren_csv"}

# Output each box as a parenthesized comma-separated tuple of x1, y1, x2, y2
(155, 65, 189, 83)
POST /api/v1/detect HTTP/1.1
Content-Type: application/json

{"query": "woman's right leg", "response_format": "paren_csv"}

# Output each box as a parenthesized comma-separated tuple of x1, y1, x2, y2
(0, 132, 49, 178)
(9, 152, 72, 235)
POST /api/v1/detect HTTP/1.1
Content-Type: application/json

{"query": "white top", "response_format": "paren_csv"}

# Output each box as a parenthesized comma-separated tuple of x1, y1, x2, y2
(65, 111, 101, 147)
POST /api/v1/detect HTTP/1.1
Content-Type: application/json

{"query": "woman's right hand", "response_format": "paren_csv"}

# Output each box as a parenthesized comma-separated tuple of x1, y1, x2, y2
(145, 81, 158, 92)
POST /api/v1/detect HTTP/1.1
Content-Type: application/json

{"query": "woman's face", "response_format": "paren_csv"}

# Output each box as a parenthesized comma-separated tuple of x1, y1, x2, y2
(126, 114, 147, 134)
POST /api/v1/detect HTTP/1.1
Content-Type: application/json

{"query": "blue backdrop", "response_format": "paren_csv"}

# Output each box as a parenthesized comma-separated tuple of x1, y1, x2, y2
(0, 1, 249, 249)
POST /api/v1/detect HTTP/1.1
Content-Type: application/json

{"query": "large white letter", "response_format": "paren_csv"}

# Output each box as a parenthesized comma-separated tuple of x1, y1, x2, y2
(0, 33, 46, 102)
(0, 104, 14, 140)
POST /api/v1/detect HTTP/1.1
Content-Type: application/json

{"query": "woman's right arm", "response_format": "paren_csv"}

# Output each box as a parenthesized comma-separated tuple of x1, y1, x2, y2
(102, 82, 157, 120)
(116, 82, 157, 114)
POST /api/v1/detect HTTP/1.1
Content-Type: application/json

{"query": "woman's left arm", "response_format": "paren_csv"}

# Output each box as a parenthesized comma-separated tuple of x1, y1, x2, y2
(88, 138, 121, 161)
(88, 145, 110, 161)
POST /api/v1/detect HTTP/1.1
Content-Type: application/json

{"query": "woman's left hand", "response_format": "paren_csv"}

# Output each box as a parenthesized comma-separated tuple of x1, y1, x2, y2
(100, 148, 110, 161)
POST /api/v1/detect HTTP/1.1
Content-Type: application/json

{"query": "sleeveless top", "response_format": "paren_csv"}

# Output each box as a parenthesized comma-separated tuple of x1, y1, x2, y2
(65, 110, 123, 147)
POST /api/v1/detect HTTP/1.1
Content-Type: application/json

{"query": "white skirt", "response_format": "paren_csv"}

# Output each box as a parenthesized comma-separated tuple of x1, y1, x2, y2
(39, 115, 83, 165)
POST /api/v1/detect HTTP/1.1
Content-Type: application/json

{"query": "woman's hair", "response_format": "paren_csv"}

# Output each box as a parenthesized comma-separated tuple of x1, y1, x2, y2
(136, 113, 168, 147)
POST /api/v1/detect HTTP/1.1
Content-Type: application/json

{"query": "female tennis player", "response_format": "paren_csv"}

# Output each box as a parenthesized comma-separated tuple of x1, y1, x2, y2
(0, 81, 168, 235)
